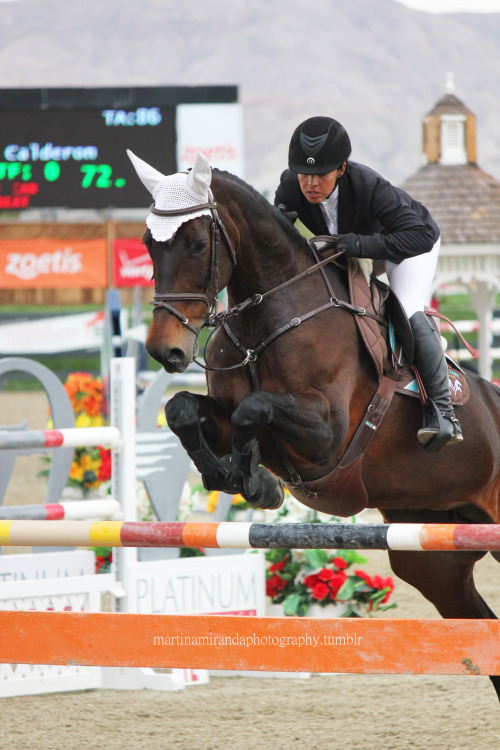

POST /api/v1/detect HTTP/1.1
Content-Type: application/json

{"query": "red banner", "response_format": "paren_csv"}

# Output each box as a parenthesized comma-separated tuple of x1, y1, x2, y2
(0, 238, 107, 288)
(113, 238, 153, 288)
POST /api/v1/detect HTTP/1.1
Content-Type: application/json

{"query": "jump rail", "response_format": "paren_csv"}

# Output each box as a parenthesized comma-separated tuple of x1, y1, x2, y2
(0, 427, 122, 450)
(0, 611, 499, 675)
(0, 521, 500, 551)
(0, 499, 122, 521)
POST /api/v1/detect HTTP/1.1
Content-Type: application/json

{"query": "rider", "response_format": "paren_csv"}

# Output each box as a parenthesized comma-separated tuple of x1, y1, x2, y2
(274, 115, 462, 452)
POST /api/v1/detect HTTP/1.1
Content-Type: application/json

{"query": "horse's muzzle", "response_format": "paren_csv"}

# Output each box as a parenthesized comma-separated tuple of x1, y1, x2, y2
(145, 327, 199, 373)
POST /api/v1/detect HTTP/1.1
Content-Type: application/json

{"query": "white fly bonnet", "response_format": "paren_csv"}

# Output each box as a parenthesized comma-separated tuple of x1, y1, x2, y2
(127, 150, 213, 242)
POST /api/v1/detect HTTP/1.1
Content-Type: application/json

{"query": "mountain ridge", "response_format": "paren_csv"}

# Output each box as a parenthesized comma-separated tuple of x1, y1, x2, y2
(1, 0, 499, 196)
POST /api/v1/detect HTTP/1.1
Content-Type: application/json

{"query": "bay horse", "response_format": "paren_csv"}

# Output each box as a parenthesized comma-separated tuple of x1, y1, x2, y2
(129, 150, 500, 700)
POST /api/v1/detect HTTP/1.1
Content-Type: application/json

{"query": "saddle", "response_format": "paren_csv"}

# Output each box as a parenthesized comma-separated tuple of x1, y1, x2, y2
(285, 243, 473, 517)
(347, 256, 470, 407)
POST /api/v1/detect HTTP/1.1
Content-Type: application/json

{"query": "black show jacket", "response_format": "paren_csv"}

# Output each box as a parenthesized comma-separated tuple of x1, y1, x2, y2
(274, 161, 440, 265)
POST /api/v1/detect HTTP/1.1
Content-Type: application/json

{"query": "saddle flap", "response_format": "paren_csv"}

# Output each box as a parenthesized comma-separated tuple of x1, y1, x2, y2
(347, 258, 389, 381)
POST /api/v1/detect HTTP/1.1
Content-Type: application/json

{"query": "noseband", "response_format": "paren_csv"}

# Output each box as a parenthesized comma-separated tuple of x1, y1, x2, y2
(150, 199, 236, 336)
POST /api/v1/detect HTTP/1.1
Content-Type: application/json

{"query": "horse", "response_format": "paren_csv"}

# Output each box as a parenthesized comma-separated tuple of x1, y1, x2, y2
(128, 150, 500, 700)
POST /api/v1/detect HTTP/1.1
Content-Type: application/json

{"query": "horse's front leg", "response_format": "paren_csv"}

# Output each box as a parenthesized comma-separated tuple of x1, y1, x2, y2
(165, 390, 231, 492)
(224, 391, 287, 509)
(227, 390, 340, 509)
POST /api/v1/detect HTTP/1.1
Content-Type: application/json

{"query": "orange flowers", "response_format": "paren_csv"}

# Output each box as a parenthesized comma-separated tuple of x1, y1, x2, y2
(62, 372, 111, 494)
(64, 372, 104, 419)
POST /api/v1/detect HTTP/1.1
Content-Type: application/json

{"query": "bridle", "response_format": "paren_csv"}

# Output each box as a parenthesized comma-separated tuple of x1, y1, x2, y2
(148, 198, 384, 375)
(149, 198, 237, 336)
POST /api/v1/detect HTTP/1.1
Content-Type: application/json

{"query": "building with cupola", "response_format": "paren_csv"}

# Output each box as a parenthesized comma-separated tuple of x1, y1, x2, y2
(400, 74, 500, 380)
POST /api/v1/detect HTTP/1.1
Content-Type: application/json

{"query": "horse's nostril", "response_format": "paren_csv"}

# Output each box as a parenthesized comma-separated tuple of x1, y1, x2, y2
(167, 348, 186, 364)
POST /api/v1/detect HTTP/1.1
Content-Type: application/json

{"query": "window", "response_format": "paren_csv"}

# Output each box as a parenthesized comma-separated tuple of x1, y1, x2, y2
(440, 115, 466, 165)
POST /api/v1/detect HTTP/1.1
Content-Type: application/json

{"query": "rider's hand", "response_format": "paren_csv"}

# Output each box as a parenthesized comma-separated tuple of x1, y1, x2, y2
(336, 233, 361, 257)
(277, 203, 298, 223)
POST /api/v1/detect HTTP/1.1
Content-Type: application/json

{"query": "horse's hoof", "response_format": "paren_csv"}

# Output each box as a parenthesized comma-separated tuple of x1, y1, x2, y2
(245, 469, 285, 510)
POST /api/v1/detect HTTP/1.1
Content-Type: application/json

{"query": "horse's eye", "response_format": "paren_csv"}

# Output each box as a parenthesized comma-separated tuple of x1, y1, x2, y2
(190, 240, 208, 256)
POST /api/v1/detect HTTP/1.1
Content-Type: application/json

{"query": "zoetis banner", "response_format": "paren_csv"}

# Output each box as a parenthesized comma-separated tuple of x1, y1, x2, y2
(0, 239, 107, 288)
(113, 238, 153, 287)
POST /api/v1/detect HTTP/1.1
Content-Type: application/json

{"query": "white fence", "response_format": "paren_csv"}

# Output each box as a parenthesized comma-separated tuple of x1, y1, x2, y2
(0, 357, 263, 697)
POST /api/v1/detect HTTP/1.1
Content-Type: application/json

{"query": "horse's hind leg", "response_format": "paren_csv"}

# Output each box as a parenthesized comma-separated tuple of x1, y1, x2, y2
(165, 391, 231, 491)
(386, 546, 500, 701)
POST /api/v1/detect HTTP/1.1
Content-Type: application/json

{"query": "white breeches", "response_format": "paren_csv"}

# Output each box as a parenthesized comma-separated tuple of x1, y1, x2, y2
(385, 237, 440, 319)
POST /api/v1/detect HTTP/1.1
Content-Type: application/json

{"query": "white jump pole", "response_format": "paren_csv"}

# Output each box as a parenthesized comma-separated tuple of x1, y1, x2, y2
(109, 358, 137, 612)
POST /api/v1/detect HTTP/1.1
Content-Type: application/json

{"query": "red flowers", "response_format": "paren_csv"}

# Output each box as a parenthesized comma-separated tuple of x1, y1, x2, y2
(372, 575, 395, 604)
(265, 544, 396, 617)
(303, 565, 348, 602)
(97, 446, 112, 481)
(311, 582, 330, 601)
(355, 569, 395, 609)
(266, 555, 290, 597)
(269, 559, 287, 573)
(266, 573, 287, 598)
(354, 569, 373, 586)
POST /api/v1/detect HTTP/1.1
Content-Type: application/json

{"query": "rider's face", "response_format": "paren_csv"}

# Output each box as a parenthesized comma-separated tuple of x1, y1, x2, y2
(297, 164, 346, 203)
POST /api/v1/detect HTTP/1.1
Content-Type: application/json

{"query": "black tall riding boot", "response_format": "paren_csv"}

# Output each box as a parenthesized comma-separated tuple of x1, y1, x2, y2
(409, 311, 463, 452)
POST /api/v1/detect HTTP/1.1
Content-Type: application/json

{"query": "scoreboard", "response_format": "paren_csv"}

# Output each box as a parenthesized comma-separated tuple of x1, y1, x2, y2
(0, 86, 240, 211)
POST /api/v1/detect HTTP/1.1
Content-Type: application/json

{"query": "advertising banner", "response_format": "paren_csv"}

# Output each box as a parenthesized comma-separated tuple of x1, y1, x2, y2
(0, 311, 105, 354)
(113, 238, 153, 288)
(0, 238, 107, 288)
(176, 103, 245, 177)
(126, 552, 266, 616)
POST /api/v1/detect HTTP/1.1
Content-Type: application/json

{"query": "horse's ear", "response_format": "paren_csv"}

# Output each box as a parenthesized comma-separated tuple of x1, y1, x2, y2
(186, 152, 212, 197)
(127, 149, 166, 196)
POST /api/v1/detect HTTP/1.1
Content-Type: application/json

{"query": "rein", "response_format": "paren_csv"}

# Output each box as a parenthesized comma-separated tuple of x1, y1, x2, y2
(199, 243, 385, 374)
(149, 195, 383, 373)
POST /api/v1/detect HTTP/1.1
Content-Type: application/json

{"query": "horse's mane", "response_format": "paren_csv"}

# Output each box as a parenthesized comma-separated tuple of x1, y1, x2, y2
(212, 168, 311, 256)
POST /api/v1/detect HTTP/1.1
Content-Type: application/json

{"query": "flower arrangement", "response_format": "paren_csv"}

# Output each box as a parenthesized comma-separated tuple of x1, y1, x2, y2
(37, 371, 113, 572)
(205, 489, 249, 518)
(266, 546, 395, 617)
(62, 372, 112, 494)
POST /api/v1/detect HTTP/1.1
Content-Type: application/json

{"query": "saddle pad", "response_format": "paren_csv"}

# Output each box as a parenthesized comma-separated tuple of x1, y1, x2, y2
(396, 359, 470, 407)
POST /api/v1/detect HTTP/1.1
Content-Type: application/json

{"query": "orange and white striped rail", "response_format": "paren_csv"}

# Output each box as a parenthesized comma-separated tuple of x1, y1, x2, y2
(0, 521, 499, 551)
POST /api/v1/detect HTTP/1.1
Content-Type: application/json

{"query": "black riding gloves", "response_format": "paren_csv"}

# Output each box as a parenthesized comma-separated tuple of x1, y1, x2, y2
(277, 204, 298, 223)
(336, 233, 361, 257)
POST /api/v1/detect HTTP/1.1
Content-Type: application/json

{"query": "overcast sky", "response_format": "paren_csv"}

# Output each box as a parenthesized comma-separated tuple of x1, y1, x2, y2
(396, 0, 500, 12)
(1, 0, 499, 8)
(1, 0, 499, 12)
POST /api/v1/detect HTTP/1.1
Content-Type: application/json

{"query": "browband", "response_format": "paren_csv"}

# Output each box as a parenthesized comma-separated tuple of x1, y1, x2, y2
(149, 202, 217, 217)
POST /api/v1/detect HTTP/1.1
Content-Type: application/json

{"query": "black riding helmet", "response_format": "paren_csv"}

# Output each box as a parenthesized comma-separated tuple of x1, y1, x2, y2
(288, 116, 352, 174)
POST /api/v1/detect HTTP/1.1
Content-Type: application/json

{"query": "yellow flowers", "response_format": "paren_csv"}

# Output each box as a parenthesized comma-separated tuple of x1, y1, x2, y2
(75, 413, 104, 429)
(206, 491, 247, 514)
(206, 491, 219, 514)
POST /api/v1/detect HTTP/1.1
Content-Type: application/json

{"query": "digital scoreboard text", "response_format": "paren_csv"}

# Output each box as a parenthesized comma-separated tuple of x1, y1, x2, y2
(0, 107, 176, 210)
